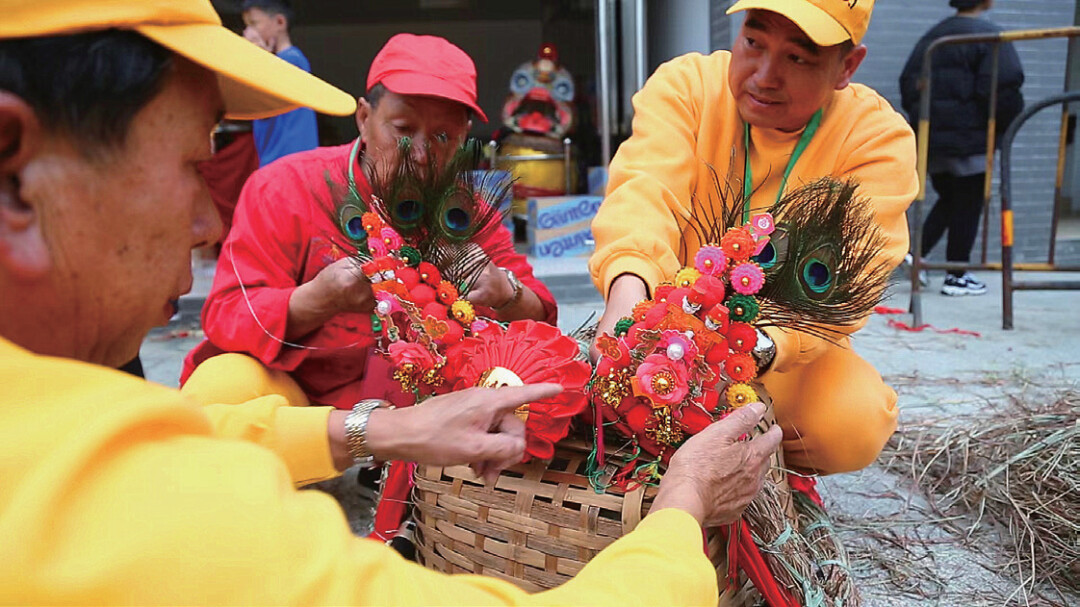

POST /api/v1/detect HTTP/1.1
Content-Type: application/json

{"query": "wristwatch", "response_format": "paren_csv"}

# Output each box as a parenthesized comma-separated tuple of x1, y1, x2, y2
(344, 399, 386, 466)
(495, 268, 524, 311)
(752, 328, 776, 373)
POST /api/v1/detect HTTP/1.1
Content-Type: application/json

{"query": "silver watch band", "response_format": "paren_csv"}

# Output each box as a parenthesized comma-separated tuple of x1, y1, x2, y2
(344, 399, 385, 465)
(752, 328, 776, 373)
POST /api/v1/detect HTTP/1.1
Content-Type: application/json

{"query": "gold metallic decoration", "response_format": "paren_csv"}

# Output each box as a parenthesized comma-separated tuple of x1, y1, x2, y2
(478, 366, 529, 421)
(594, 367, 632, 409)
(645, 407, 684, 446)
(650, 371, 676, 396)
(392, 369, 417, 392)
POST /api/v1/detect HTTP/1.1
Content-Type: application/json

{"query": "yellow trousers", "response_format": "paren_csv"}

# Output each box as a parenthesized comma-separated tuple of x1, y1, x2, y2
(762, 340, 898, 475)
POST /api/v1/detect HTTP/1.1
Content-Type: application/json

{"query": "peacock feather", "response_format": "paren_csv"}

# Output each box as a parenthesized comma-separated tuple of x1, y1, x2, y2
(327, 138, 514, 293)
(680, 170, 891, 343)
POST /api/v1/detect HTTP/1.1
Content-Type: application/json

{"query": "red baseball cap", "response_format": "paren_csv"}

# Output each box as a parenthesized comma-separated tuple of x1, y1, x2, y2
(367, 33, 488, 122)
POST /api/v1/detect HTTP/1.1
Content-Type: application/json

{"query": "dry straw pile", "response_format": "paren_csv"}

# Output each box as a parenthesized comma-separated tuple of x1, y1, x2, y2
(882, 391, 1079, 598)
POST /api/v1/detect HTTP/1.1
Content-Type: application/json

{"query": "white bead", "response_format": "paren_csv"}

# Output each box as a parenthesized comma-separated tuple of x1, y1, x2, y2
(666, 343, 685, 361)
(376, 301, 391, 315)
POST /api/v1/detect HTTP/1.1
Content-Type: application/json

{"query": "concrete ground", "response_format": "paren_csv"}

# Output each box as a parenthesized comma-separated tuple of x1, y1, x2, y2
(141, 255, 1080, 606)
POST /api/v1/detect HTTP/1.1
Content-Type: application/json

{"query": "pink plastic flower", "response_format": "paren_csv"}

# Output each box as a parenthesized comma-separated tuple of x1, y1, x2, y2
(380, 227, 404, 251)
(633, 353, 689, 407)
(367, 238, 389, 258)
(730, 262, 765, 295)
(694, 246, 728, 276)
(657, 330, 699, 363)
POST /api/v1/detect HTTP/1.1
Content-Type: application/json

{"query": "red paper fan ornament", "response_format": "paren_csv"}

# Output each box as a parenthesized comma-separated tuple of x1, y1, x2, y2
(444, 320, 591, 459)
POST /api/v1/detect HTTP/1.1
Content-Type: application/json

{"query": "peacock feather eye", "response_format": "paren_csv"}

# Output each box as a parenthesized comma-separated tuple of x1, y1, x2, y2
(798, 244, 837, 299)
(338, 204, 368, 244)
(393, 198, 423, 224)
(755, 226, 789, 272)
(436, 189, 477, 241)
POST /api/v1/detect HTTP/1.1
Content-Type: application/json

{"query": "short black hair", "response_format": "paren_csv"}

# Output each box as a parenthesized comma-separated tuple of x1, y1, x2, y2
(242, 0, 295, 25)
(0, 29, 173, 157)
(365, 82, 387, 110)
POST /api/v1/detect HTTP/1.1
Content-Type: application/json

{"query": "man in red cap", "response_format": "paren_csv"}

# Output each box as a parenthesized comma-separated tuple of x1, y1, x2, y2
(180, 34, 556, 469)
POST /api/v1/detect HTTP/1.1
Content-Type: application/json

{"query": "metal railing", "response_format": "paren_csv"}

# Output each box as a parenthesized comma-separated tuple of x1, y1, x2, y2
(1000, 91, 1080, 329)
(908, 26, 1080, 328)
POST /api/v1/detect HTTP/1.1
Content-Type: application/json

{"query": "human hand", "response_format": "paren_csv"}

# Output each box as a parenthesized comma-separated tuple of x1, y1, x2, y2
(591, 274, 648, 361)
(650, 402, 783, 527)
(365, 383, 562, 484)
(243, 27, 273, 52)
(309, 257, 375, 315)
(465, 262, 515, 309)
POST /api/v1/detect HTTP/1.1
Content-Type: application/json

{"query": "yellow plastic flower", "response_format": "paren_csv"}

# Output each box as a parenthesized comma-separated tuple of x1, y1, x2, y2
(726, 383, 757, 408)
(450, 299, 475, 325)
(674, 267, 702, 289)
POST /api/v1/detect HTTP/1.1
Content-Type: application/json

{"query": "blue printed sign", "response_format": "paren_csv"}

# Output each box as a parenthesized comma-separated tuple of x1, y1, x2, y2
(528, 196, 603, 231)
(531, 227, 594, 258)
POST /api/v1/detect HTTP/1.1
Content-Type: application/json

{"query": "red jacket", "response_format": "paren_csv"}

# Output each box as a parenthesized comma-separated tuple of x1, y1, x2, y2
(182, 142, 557, 409)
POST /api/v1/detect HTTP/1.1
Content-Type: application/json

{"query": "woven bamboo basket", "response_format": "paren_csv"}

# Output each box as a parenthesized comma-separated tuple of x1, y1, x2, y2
(413, 436, 660, 591)
(413, 429, 789, 605)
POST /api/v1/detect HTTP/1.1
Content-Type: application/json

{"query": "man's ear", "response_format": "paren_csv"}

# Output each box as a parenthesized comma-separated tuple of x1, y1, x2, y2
(0, 92, 50, 280)
(355, 97, 372, 137)
(834, 44, 868, 90)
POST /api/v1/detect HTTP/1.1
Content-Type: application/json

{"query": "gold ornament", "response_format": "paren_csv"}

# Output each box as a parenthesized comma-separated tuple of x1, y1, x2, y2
(478, 367, 528, 421)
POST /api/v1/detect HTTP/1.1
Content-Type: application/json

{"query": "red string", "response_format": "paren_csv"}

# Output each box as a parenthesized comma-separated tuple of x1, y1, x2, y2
(885, 318, 981, 337)
(874, 306, 981, 337)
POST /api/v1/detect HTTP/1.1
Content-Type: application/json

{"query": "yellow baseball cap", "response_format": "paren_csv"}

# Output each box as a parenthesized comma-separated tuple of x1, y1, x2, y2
(0, 0, 357, 120)
(727, 0, 875, 47)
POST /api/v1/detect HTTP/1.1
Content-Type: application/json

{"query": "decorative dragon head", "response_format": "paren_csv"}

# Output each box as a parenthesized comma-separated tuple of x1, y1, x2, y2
(501, 43, 575, 139)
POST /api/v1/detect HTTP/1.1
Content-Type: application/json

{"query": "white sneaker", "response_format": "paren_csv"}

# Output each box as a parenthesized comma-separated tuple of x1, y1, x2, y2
(942, 272, 987, 296)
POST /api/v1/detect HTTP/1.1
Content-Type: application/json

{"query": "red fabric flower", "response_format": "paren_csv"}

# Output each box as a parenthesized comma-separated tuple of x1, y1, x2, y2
(444, 320, 591, 460)
(417, 262, 441, 286)
(720, 227, 755, 262)
(654, 284, 675, 303)
(396, 267, 420, 290)
(633, 353, 690, 406)
(727, 322, 757, 353)
(725, 353, 757, 382)
(411, 284, 437, 307)
(436, 280, 459, 305)
(688, 274, 724, 311)
(423, 302, 448, 321)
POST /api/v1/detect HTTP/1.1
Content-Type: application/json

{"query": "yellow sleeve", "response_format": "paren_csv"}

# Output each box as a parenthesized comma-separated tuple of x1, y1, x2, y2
(12, 396, 717, 605)
(200, 396, 340, 486)
(766, 95, 918, 375)
(589, 54, 706, 298)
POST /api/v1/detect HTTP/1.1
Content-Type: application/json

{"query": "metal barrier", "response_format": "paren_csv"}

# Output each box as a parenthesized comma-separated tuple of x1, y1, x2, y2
(908, 26, 1080, 327)
(1000, 91, 1080, 329)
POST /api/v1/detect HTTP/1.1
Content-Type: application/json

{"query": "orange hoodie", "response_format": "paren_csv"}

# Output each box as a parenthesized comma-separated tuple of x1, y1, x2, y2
(0, 336, 717, 605)
(590, 51, 918, 474)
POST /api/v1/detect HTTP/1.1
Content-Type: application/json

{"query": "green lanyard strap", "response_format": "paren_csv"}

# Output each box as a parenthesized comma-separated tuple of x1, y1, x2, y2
(742, 108, 823, 222)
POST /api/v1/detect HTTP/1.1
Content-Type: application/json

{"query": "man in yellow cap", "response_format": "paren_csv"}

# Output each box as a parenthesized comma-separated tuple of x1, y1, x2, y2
(592, 0, 918, 476)
(0, 1, 781, 603)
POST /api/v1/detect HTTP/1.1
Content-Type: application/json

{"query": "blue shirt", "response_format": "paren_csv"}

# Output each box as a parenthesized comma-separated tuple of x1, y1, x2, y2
(252, 46, 319, 166)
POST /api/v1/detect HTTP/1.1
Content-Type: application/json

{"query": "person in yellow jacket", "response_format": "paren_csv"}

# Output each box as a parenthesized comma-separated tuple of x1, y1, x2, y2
(591, 0, 919, 476)
(0, 1, 783, 604)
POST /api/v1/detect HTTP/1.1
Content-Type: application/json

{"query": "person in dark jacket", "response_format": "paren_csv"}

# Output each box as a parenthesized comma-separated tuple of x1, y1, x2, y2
(900, 0, 1024, 296)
